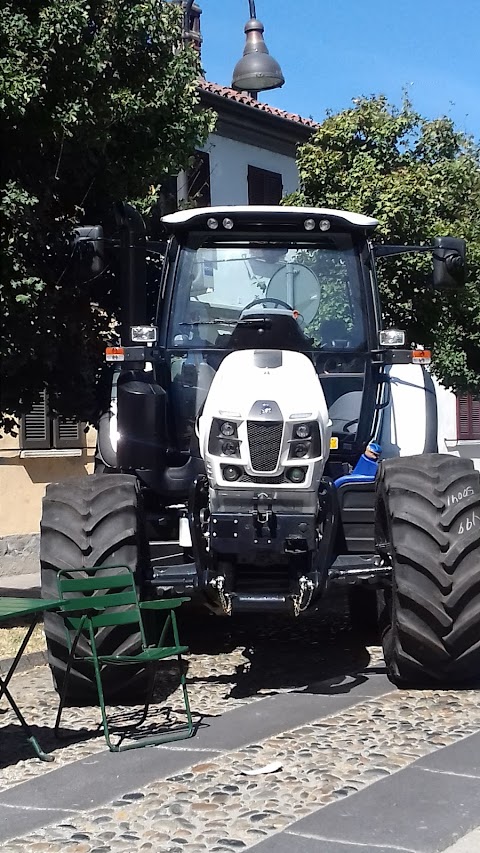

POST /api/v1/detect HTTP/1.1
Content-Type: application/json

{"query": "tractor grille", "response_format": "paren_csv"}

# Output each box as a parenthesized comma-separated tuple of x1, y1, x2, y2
(247, 421, 283, 472)
(240, 472, 285, 484)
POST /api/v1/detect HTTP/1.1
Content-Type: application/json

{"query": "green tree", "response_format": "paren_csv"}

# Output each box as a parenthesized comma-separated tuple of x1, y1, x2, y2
(0, 0, 213, 432)
(287, 95, 480, 394)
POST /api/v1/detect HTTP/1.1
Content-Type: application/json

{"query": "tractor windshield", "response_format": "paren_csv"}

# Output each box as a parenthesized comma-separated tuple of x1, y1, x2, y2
(168, 236, 367, 351)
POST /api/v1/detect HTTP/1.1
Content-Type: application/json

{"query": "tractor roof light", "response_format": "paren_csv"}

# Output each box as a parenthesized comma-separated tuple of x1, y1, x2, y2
(131, 325, 157, 343)
(223, 217, 234, 230)
(207, 217, 219, 230)
(379, 328, 406, 347)
(304, 218, 316, 231)
(319, 219, 331, 231)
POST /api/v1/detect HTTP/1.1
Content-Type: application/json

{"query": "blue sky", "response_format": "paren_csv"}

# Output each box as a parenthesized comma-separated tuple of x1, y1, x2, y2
(200, 0, 480, 138)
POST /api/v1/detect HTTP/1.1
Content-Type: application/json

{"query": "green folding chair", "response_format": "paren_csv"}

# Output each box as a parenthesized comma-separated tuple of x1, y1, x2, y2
(54, 566, 194, 752)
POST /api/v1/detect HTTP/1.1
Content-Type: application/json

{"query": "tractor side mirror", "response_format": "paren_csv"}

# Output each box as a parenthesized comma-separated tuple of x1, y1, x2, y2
(433, 237, 466, 289)
(72, 226, 105, 281)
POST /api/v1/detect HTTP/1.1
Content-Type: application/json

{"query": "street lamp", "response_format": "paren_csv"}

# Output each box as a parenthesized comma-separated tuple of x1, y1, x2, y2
(231, 1, 285, 98)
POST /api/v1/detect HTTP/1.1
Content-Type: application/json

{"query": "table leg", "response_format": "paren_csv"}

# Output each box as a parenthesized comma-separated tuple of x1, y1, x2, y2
(0, 614, 54, 762)
(0, 677, 54, 761)
(0, 617, 39, 701)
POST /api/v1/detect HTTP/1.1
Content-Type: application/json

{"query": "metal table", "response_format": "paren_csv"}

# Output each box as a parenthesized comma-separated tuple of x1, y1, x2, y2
(0, 597, 62, 761)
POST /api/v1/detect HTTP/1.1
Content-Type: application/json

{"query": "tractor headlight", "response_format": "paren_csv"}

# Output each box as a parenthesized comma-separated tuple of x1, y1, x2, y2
(289, 422, 320, 459)
(208, 419, 240, 457)
(293, 442, 309, 458)
(287, 467, 307, 484)
(221, 440, 237, 456)
(220, 421, 235, 437)
(294, 423, 310, 439)
(222, 465, 242, 482)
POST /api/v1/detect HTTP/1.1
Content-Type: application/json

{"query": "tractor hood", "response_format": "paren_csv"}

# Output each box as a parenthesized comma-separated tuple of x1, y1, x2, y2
(197, 348, 332, 493)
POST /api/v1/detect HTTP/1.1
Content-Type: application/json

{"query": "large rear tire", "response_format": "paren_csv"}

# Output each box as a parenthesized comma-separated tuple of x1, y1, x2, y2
(376, 454, 480, 687)
(40, 473, 149, 704)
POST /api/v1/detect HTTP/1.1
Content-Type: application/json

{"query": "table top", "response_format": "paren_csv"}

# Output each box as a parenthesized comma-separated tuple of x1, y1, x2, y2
(0, 597, 63, 619)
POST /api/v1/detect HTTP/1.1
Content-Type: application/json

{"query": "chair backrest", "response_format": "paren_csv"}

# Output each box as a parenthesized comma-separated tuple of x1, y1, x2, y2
(56, 566, 147, 648)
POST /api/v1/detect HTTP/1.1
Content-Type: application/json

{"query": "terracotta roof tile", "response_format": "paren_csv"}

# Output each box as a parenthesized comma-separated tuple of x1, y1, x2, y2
(199, 80, 319, 129)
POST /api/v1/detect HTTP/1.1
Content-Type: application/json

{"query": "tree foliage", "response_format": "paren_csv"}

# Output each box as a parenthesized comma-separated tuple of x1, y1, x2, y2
(0, 0, 213, 432)
(287, 96, 480, 394)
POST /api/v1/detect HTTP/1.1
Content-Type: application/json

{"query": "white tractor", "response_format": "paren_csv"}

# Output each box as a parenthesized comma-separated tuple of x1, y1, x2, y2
(40, 204, 480, 699)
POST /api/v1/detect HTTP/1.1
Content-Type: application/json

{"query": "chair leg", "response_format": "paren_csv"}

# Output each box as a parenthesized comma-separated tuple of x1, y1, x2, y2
(89, 626, 117, 752)
(171, 609, 181, 647)
(179, 655, 194, 736)
(137, 663, 155, 727)
(157, 613, 171, 649)
(171, 611, 193, 735)
(54, 618, 86, 740)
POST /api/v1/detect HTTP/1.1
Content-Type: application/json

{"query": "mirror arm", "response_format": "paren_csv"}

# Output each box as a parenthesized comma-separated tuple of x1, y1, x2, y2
(373, 245, 434, 259)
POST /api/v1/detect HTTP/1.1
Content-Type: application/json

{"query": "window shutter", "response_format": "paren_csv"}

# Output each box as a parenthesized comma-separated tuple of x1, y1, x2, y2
(472, 398, 480, 439)
(21, 390, 51, 449)
(53, 417, 84, 449)
(248, 165, 283, 205)
(457, 395, 480, 440)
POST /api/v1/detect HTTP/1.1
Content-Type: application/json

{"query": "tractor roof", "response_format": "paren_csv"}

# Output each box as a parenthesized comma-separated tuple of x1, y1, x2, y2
(161, 206, 379, 232)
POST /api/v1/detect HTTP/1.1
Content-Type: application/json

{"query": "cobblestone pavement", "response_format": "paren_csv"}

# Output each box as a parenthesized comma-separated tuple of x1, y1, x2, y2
(1, 598, 480, 851)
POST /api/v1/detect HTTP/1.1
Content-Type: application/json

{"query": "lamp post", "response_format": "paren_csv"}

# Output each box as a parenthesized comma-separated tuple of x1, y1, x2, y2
(182, 1, 201, 50)
(231, 1, 285, 98)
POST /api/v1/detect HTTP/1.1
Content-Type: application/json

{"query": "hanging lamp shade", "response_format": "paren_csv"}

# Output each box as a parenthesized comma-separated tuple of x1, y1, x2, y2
(232, 17, 285, 93)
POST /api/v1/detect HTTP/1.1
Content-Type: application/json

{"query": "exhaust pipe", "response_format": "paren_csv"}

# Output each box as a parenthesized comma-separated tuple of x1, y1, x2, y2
(114, 202, 147, 346)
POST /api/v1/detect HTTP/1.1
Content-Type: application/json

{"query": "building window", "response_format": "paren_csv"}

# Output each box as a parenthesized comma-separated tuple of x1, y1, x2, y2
(248, 165, 283, 205)
(21, 390, 84, 450)
(457, 394, 480, 440)
(188, 151, 211, 207)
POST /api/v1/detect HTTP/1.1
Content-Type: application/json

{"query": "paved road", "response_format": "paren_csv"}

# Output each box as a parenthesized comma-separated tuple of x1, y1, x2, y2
(1, 596, 480, 852)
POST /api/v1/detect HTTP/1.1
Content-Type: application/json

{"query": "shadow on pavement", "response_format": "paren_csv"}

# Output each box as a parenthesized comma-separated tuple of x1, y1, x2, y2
(180, 592, 383, 700)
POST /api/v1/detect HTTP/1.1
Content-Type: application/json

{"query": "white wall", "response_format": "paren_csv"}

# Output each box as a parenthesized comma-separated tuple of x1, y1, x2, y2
(435, 379, 480, 471)
(200, 133, 299, 205)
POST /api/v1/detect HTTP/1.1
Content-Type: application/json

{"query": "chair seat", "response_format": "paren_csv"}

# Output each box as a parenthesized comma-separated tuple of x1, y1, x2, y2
(94, 645, 189, 664)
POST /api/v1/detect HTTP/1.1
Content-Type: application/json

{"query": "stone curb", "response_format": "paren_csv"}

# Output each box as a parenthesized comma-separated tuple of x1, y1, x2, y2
(0, 649, 48, 675)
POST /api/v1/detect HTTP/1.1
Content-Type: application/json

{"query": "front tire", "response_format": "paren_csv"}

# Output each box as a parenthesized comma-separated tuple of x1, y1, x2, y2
(376, 454, 480, 687)
(40, 473, 149, 704)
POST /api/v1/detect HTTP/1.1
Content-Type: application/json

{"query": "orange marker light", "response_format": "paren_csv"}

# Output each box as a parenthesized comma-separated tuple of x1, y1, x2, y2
(412, 349, 431, 365)
(106, 346, 125, 362)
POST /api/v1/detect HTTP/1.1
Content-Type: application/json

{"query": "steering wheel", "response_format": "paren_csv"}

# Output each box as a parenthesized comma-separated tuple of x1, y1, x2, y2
(243, 297, 294, 312)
